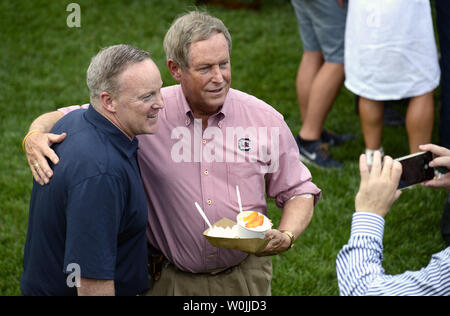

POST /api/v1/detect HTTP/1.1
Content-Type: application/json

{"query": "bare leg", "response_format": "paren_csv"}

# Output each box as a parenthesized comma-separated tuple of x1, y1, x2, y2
(359, 97, 384, 150)
(406, 91, 434, 153)
(295, 51, 324, 124)
(299, 62, 345, 140)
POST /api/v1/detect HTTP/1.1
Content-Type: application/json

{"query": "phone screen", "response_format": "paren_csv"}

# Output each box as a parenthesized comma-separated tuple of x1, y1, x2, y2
(396, 151, 434, 189)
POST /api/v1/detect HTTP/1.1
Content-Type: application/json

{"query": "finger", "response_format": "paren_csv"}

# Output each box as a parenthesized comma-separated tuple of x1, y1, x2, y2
(33, 160, 49, 185)
(422, 179, 441, 188)
(423, 174, 450, 188)
(26, 132, 59, 178)
(274, 235, 285, 248)
(28, 159, 44, 185)
(36, 159, 52, 181)
(266, 239, 279, 251)
(264, 229, 277, 239)
(31, 160, 47, 185)
(381, 155, 393, 179)
(255, 242, 274, 257)
(26, 147, 45, 184)
(48, 132, 67, 145)
(28, 145, 51, 183)
(419, 144, 450, 157)
(393, 189, 402, 202)
(359, 154, 370, 182)
(32, 143, 53, 178)
(429, 156, 450, 170)
(263, 230, 278, 245)
(45, 133, 66, 165)
(41, 146, 59, 170)
(266, 233, 282, 247)
(391, 160, 402, 184)
(370, 150, 382, 177)
(264, 232, 285, 252)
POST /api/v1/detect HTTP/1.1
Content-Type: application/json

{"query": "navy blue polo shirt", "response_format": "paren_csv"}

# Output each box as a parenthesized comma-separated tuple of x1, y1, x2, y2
(21, 106, 149, 296)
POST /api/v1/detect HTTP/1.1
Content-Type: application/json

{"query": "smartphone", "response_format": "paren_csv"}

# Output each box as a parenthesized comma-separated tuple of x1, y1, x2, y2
(395, 151, 434, 189)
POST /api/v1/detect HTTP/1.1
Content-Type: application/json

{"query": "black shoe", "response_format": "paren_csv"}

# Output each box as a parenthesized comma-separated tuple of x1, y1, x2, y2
(321, 129, 355, 147)
(295, 136, 344, 169)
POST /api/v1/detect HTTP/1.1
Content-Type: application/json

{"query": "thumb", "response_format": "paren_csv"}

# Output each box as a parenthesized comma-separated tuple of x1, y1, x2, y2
(263, 229, 277, 240)
(393, 189, 402, 202)
(48, 132, 67, 144)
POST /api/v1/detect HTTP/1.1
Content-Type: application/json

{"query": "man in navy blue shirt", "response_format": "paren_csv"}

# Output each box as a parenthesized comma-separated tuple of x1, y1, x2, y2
(20, 45, 164, 296)
(436, 0, 450, 247)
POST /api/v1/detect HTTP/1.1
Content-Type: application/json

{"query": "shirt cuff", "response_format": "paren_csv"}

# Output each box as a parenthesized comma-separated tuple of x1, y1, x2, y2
(351, 212, 385, 241)
(288, 194, 313, 200)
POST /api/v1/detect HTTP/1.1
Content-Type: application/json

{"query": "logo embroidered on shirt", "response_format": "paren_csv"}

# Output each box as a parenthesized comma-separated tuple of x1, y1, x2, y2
(238, 138, 251, 152)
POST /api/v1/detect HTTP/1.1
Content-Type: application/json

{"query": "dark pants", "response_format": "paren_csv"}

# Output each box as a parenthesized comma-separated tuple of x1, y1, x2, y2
(441, 195, 450, 247)
(436, 0, 450, 246)
(436, 0, 450, 149)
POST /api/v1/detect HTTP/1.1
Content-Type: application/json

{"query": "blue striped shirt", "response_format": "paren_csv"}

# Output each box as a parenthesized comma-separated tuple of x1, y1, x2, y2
(336, 212, 450, 296)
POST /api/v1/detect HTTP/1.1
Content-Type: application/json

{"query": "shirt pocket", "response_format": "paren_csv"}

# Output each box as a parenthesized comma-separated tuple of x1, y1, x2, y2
(226, 162, 266, 212)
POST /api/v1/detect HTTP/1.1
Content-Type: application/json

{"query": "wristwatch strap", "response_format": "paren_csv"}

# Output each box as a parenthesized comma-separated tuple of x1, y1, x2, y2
(280, 230, 295, 249)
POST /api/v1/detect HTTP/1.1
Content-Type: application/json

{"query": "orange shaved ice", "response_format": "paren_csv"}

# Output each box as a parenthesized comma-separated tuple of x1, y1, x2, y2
(243, 211, 264, 228)
(243, 211, 258, 223)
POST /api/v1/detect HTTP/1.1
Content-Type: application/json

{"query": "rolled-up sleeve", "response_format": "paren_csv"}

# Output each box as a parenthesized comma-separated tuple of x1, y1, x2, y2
(58, 104, 90, 115)
(265, 119, 321, 209)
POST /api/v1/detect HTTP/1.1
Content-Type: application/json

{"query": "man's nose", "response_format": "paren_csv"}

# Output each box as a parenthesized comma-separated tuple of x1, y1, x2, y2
(153, 93, 164, 109)
(211, 65, 224, 83)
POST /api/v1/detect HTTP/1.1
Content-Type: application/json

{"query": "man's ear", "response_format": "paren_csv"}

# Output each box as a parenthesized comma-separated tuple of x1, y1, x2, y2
(167, 59, 183, 82)
(99, 92, 116, 113)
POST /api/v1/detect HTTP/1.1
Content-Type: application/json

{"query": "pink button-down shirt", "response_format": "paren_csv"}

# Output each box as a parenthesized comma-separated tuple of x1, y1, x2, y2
(59, 85, 321, 273)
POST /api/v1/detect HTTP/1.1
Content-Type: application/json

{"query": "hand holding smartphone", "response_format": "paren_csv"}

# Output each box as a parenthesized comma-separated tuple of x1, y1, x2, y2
(395, 151, 450, 189)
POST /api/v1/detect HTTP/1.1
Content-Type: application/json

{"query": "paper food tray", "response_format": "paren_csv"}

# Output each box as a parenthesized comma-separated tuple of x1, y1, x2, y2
(203, 218, 269, 254)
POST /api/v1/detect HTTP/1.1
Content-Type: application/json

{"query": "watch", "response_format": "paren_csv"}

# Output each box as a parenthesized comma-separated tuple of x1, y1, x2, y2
(280, 230, 295, 249)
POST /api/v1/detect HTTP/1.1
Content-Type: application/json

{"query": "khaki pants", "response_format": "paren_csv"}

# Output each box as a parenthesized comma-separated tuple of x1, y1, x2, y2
(145, 255, 272, 296)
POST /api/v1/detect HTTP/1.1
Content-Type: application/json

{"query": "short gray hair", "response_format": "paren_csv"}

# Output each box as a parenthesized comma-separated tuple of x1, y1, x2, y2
(163, 11, 232, 69)
(87, 44, 150, 104)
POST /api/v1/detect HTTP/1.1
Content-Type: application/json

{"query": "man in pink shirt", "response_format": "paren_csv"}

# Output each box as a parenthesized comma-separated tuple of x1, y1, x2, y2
(23, 11, 320, 295)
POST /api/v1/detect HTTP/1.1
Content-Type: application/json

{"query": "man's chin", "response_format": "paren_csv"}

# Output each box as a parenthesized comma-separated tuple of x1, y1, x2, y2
(144, 124, 159, 135)
(205, 95, 227, 109)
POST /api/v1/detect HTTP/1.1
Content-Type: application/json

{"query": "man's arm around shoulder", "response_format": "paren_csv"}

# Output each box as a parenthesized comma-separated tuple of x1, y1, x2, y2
(24, 110, 65, 185)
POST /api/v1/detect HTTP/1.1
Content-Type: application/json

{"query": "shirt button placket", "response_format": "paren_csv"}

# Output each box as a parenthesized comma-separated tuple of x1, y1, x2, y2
(200, 136, 217, 270)
(201, 138, 213, 207)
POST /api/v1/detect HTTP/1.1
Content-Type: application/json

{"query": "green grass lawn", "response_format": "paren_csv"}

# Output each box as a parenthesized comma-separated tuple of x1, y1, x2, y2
(0, 0, 447, 296)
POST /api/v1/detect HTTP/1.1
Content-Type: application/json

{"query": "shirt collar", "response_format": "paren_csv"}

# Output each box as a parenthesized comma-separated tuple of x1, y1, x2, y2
(84, 105, 139, 159)
(179, 86, 231, 127)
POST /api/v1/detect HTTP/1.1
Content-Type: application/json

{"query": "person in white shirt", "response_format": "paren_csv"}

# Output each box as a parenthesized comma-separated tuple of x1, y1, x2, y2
(336, 144, 450, 296)
(344, 0, 441, 164)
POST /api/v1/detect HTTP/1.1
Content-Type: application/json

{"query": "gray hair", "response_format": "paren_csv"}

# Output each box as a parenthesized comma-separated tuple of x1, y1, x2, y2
(87, 44, 150, 105)
(163, 11, 232, 69)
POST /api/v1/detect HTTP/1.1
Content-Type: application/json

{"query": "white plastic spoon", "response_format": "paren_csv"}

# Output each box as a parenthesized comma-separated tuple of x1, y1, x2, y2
(236, 185, 243, 213)
(195, 202, 212, 229)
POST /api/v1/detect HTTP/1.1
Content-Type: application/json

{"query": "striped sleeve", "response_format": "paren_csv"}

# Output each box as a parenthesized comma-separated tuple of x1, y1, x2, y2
(336, 212, 450, 296)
